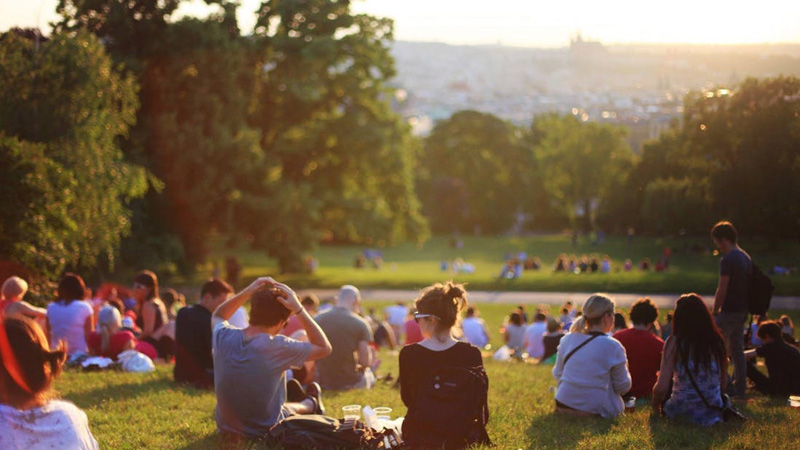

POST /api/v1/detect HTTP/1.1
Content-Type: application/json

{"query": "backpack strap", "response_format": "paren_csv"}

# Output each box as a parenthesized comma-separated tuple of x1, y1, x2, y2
(684, 362, 721, 411)
(562, 332, 603, 366)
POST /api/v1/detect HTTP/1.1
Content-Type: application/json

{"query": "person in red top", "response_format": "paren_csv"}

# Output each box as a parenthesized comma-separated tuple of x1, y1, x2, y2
(404, 313, 424, 345)
(88, 306, 135, 359)
(613, 297, 664, 398)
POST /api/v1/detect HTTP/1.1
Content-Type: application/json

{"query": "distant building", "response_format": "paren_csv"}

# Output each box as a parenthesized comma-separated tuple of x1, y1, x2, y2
(569, 33, 607, 61)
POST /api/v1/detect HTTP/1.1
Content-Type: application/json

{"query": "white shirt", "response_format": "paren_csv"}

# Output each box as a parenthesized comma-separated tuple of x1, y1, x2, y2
(552, 332, 632, 418)
(524, 321, 548, 359)
(385, 305, 408, 326)
(229, 307, 250, 328)
(47, 300, 93, 355)
(0, 400, 98, 450)
(462, 317, 489, 348)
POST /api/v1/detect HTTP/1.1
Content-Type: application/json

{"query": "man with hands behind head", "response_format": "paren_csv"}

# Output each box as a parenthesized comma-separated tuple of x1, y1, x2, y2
(212, 277, 332, 438)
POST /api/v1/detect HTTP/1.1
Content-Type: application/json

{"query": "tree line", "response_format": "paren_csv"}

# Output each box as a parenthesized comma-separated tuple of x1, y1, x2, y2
(1, 1, 799, 288)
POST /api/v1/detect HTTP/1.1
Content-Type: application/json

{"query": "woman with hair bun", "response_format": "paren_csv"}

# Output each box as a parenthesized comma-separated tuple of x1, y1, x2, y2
(553, 294, 632, 418)
(0, 317, 98, 449)
(399, 282, 490, 449)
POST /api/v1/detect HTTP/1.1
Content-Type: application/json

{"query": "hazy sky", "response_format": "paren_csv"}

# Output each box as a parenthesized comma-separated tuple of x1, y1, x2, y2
(3, 0, 800, 48)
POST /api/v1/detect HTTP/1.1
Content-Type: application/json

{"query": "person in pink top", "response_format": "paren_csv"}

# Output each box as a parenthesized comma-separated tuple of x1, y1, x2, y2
(281, 294, 320, 338)
(404, 313, 424, 345)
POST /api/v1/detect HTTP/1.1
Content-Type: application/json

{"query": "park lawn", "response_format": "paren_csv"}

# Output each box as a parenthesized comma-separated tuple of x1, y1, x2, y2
(55, 302, 800, 450)
(199, 235, 800, 296)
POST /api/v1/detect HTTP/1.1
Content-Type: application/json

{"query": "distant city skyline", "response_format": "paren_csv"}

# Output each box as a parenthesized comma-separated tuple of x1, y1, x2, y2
(3, 0, 800, 47)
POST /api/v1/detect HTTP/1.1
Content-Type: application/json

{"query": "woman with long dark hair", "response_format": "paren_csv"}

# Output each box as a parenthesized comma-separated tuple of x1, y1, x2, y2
(131, 271, 168, 358)
(46, 273, 94, 356)
(652, 293, 728, 426)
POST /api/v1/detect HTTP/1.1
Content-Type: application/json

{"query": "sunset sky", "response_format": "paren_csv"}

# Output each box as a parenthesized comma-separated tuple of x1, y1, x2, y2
(3, 0, 800, 47)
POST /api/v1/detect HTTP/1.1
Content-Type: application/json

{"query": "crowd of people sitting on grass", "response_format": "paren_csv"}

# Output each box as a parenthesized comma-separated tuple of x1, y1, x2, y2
(498, 251, 671, 279)
(2, 225, 800, 449)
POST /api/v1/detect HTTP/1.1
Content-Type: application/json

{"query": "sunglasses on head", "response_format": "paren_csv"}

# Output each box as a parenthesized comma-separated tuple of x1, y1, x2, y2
(414, 312, 438, 323)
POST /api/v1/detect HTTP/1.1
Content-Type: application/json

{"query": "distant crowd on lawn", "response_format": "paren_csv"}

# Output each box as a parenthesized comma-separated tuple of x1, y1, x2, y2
(2, 221, 800, 449)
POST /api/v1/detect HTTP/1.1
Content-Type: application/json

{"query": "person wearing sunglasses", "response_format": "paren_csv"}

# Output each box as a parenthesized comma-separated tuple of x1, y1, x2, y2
(399, 282, 489, 449)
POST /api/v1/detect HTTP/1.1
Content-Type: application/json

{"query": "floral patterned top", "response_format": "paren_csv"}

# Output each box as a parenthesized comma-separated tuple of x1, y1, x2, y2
(663, 358, 724, 426)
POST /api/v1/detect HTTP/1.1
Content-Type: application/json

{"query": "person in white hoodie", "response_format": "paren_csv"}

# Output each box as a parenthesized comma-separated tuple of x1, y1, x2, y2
(552, 294, 632, 418)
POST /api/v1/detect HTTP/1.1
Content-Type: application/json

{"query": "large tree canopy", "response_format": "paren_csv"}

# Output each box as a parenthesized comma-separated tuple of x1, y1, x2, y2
(420, 110, 535, 234)
(0, 30, 149, 279)
(528, 113, 634, 230)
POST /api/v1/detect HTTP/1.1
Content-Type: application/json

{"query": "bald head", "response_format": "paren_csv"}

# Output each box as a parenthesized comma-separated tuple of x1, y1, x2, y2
(2, 276, 28, 301)
(336, 285, 361, 310)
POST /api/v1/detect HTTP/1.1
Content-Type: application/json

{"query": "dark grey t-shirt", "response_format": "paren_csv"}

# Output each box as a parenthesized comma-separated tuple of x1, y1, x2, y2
(213, 322, 311, 436)
(315, 307, 373, 389)
(720, 248, 752, 313)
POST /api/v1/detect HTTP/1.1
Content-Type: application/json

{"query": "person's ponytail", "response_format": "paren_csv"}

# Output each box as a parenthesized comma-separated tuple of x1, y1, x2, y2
(415, 281, 468, 330)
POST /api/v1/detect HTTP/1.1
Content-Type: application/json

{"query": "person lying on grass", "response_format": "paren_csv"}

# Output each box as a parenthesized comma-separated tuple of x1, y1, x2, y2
(212, 277, 332, 437)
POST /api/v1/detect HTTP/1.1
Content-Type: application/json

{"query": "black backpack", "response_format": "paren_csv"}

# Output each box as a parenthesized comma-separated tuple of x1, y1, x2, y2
(268, 414, 391, 450)
(748, 263, 774, 316)
(403, 366, 492, 450)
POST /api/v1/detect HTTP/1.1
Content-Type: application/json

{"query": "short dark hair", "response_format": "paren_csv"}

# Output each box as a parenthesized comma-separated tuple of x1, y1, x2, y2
(249, 287, 292, 327)
(509, 312, 522, 326)
(629, 297, 659, 326)
(57, 273, 87, 304)
(757, 321, 783, 341)
(711, 221, 737, 244)
(201, 278, 233, 299)
(301, 294, 319, 309)
(534, 312, 547, 322)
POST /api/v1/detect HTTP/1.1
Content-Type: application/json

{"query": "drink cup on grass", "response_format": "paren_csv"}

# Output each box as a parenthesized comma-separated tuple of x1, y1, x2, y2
(342, 404, 362, 424)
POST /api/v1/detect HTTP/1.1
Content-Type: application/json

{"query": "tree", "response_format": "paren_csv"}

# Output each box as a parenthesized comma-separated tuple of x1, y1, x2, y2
(682, 77, 800, 241)
(238, 0, 428, 270)
(527, 113, 633, 230)
(0, 30, 149, 278)
(420, 110, 534, 234)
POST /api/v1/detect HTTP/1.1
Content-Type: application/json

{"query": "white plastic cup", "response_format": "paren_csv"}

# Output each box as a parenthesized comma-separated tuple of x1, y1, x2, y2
(373, 407, 392, 420)
(789, 396, 800, 408)
(342, 404, 362, 421)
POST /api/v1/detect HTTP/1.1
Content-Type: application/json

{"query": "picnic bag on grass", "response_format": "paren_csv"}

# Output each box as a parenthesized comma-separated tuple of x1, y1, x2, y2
(402, 365, 491, 450)
(748, 263, 774, 316)
(268, 414, 391, 449)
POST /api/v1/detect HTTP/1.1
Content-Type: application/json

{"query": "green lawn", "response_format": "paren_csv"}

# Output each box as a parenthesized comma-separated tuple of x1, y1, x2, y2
(193, 235, 800, 296)
(55, 302, 800, 449)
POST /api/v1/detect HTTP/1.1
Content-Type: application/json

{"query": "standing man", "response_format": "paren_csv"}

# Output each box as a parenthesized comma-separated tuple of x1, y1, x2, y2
(711, 221, 752, 399)
(316, 285, 374, 390)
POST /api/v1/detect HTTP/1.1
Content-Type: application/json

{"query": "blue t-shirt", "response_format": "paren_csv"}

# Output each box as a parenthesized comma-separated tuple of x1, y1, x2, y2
(720, 248, 752, 313)
(213, 322, 311, 436)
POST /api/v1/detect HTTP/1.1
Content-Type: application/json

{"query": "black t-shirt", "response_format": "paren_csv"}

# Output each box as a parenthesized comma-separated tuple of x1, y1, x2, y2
(399, 341, 483, 407)
(174, 304, 214, 388)
(757, 340, 800, 395)
(720, 248, 752, 313)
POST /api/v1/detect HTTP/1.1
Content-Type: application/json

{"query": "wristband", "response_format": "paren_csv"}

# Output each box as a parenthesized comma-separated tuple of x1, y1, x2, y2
(295, 306, 304, 315)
